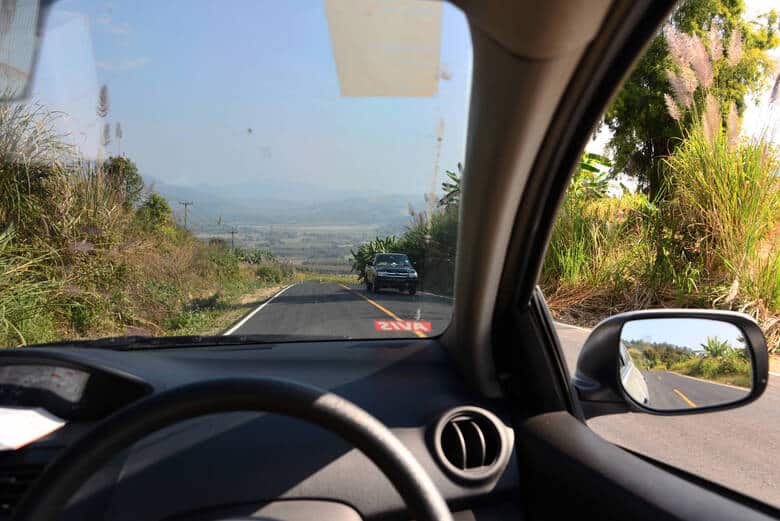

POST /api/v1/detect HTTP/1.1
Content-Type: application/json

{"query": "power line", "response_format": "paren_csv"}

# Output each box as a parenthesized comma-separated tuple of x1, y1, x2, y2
(178, 201, 193, 229)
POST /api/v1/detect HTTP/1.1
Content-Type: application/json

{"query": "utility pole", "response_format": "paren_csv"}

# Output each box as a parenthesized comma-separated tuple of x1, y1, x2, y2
(229, 227, 237, 249)
(427, 118, 445, 225)
(178, 201, 193, 229)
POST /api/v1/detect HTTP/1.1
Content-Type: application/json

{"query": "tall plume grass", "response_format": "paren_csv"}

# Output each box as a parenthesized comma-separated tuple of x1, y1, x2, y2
(659, 25, 780, 350)
(0, 227, 61, 345)
(663, 125, 780, 346)
(542, 25, 780, 353)
(0, 101, 72, 240)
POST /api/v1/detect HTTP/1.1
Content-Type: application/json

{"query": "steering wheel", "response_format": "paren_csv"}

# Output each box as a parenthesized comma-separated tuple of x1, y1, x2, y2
(12, 378, 453, 521)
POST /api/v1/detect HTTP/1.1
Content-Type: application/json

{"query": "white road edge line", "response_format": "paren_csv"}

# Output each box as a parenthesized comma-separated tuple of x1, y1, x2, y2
(223, 283, 296, 336)
(554, 321, 592, 333)
(418, 291, 454, 301)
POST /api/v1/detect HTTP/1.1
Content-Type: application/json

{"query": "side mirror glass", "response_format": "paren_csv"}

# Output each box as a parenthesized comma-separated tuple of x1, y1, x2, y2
(619, 318, 751, 410)
(573, 310, 768, 418)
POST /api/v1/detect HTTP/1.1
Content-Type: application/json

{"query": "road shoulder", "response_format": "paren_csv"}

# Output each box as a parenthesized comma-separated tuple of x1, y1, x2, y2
(222, 283, 296, 335)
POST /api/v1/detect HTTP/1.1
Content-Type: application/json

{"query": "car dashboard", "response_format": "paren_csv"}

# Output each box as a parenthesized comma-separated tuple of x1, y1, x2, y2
(0, 340, 520, 521)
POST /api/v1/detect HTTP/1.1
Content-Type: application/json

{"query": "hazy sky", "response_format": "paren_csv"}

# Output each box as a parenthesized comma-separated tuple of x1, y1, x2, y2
(31, 0, 472, 196)
(25, 0, 779, 196)
(622, 318, 746, 352)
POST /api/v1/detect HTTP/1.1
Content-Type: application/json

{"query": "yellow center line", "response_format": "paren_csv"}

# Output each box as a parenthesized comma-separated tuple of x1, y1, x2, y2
(338, 284, 427, 338)
(673, 388, 697, 408)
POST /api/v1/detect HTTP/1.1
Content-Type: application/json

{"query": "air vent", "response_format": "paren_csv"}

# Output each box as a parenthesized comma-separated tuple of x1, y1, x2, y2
(441, 414, 499, 470)
(0, 464, 45, 516)
(432, 407, 511, 483)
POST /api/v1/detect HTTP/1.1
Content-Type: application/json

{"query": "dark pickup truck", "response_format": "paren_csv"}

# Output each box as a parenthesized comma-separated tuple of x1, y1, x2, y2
(365, 253, 418, 295)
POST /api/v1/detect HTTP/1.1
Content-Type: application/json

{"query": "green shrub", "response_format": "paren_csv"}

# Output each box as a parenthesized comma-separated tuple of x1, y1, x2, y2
(670, 355, 751, 387)
(135, 193, 173, 231)
(255, 264, 282, 284)
(164, 310, 209, 331)
(350, 236, 400, 282)
(541, 182, 654, 293)
(103, 156, 144, 208)
(255, 262, 293, 284)
(236, 248, 277, 264)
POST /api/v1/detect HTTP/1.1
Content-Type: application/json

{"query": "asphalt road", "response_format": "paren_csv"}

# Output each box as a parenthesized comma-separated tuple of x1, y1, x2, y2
(227, 280, 453, 339)
(641, 370, 749, 409)
(227, 284, 780, 508)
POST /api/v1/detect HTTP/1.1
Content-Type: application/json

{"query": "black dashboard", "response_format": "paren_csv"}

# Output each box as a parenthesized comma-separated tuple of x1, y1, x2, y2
(0, 339, 520, 520)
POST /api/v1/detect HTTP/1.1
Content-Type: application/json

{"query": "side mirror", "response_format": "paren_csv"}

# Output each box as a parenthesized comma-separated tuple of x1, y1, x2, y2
(573, 309, 768, 419)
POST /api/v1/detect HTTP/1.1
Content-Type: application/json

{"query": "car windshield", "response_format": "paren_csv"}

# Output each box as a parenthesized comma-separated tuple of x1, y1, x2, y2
(375, 255, 411, 267)
(0, 0, 471, 348)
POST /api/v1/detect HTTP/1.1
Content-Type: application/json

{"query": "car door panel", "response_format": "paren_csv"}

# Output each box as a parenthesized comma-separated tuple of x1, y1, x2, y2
(517, 411, 778, 521)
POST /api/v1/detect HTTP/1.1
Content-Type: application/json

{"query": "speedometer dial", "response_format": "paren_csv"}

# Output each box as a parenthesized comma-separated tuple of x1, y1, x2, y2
(0, 365, 90, 403)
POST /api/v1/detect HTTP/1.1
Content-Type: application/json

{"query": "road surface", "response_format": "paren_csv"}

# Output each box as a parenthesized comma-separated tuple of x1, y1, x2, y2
(227, 281, 453, 340)
(229, 282, 780, 508)
(641, 370, 749, 409)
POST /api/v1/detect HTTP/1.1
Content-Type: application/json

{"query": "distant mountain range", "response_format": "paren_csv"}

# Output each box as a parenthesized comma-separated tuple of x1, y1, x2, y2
(148, 179, 427, 232)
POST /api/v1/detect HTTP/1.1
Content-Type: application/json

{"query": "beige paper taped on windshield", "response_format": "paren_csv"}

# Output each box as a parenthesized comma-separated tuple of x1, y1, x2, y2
(324, 0, 442, 97)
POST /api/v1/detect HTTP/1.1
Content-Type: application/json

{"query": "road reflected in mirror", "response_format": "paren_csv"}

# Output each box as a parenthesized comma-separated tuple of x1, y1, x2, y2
(619, 318, 752, 411)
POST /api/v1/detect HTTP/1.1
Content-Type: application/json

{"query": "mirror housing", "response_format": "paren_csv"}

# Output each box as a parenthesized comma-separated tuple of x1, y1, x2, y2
(573, 309, 768, 419)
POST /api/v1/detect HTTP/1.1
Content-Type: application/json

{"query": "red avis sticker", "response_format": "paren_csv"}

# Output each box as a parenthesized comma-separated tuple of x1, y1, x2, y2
(374, 320, 432, 333)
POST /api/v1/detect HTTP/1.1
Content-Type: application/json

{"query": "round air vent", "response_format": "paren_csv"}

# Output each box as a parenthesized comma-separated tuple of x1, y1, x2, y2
(432, 406, 512, 483)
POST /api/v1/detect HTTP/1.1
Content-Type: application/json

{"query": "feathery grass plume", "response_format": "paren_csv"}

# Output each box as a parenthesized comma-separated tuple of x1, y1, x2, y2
(666, 68, 697, 108)
(102, 122, 111, 147)
(702, 93, 720, 144)
(726, 102, 740, 150)
(665, 26, 692, 69)
(96, 84, 109, 118)
(664, 93, 681, 121)
(727, 28, 742, 67)
(708, 24, 723, 62)
(0, 100, 73, 239)
(689, 34, 713, 88)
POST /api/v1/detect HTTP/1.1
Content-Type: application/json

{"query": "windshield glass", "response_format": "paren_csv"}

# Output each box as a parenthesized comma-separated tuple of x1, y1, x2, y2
(375, 255, 411, 267)
(0, 0, 471, 347)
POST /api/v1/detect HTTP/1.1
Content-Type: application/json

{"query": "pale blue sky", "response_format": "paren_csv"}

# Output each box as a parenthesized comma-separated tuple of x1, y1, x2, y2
(30, 0, 472, 196)
(622, 318, 747, 352)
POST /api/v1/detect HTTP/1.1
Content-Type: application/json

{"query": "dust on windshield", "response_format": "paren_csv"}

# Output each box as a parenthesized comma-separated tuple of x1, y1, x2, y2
(0, 0, 471, 347)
